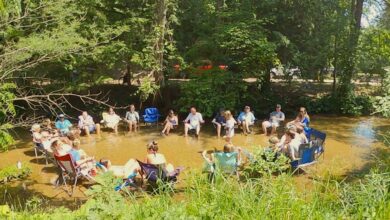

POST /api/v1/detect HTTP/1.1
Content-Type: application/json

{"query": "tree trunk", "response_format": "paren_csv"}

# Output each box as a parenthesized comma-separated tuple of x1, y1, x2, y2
(332, 41, 338, 92)
(154, 0, 168, 86)
(216, 0, 224, 11)
(125, 63, 132, 86)
(340, 0, 364, 86)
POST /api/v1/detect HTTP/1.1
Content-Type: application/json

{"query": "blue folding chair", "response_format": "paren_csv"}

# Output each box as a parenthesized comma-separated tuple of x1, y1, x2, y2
(202, 151, 241, 183)
(142, 108, 161, 127)
(291, 128, 326, 174)
(136, 160, 179, 188)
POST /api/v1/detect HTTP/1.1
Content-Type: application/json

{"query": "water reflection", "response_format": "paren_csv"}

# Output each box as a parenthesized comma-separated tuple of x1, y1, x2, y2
(352, 119, 376, 147)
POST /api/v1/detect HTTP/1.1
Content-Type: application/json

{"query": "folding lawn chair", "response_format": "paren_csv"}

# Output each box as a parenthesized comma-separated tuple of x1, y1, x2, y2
(202, 151, 241, 183)
(34, 143, 55, 165)
(54, 153, 95, 196)
(290, 128, 326, 174)
(142, 108, 161, 127)
(136, 160, 179, 188)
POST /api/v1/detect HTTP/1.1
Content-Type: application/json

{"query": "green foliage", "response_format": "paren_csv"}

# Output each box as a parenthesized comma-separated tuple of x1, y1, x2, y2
(297, 92, 374, 116)
(357, 28, 390, 77)
(242, 147, 291, 178)
(339, 92, 374, 116)
(176, 71, 247, 117)
(373, 69, 390, 117)
(137, 77, 160, 104)
(0, 83, 16, 151)
(0, 163, 31, 183)
(2, 168, 390, 219)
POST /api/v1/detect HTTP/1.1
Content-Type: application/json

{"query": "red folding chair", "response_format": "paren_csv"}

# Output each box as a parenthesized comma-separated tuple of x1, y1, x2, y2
(54, 153, 95, 196)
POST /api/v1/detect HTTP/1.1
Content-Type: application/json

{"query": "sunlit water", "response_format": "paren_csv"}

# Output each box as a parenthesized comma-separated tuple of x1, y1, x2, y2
(0, 116, 389, 206)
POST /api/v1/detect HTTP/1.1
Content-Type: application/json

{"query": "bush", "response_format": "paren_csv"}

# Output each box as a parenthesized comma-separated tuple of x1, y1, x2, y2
(175, 71, 248, 117)
(0, 163, 31, 183)
(297, 93, 374, 116)
(242, 147, 290, 178)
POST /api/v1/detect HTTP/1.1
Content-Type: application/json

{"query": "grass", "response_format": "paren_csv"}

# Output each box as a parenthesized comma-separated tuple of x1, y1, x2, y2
(1, 166, 389, 219)
(1, 141, 390, 219)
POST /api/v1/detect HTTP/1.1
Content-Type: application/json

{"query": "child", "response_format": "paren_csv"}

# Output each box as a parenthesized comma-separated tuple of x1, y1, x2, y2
(223, 110, 237, 143)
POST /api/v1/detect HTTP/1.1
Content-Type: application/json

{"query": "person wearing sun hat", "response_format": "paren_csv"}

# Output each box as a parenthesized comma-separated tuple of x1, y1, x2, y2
(55, 114, 73, 135)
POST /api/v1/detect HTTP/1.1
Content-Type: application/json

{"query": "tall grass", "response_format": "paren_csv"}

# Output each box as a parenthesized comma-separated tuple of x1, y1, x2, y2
(2, 169, 389, 220)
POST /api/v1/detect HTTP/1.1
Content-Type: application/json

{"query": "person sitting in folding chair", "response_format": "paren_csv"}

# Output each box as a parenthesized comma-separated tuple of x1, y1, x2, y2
(78, 111, 101, 137)
(201, 144, 242, 181)
(101, 107, 121, 133)
(262, 104, 285, 136)
(161, 109, 178, 136)
(51, 139, 72, 156)
(31, 124, 44, 149)
(124, 104, 140, 133)
(144, 141, 177, 175)
(211, 108, 226, 138)
(287, 107, 310, 133)
(184, 107, 204, 138)
(136, 141, 182, 187)
(237, 106, 256, 135)
(55, 114, 73, 136)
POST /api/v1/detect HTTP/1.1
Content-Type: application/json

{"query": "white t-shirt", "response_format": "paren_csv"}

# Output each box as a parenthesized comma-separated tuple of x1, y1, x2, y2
(289, 138, 301, 160)
(225, 118, 236, 137)
(32, 132, 42, 144)
(185, 112, 204, 127)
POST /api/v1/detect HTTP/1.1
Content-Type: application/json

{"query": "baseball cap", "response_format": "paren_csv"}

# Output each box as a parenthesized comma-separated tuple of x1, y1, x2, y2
(58, 114, 65, 118)
(276, 104, 281, 108)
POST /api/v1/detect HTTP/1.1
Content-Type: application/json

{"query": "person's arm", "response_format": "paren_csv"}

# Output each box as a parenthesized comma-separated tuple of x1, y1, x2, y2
(251, 112, 256, 122)
(278, 113, 285, 122)
(183, 114, 190, 123)
(199, 113, 204, 123)
(211, 118, 217, 124)
(276, 135, 286, 148)
(237, 113, 243, 123)
(55, 121, 60, 129)
(78, 116, 83, 128)
(90, 116, 96, 125)
(66, 120, 72, 129)
(201, 150, 213, 164)
(236, 147, 242, 163)
(75, 156, 94, 166)
(135, 112, 140, 122)
(124, 112, 129, 121)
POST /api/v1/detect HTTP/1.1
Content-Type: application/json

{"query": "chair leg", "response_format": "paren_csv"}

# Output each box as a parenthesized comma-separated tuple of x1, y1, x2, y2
(45, 153, 48, 165)
(72, 176, 79, 196)
(34, 148, 38, 163)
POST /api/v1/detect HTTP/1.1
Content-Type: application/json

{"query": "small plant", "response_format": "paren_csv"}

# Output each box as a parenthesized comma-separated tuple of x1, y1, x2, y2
(0, 163, 31, 183)
(243, 147, 291, 178)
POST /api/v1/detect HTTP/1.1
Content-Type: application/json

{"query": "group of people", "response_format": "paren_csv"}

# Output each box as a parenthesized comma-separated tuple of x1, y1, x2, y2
(31, 104, 311, 168)
(32, 120, 178, 180)
(32, 103, 311, 149)
(29, 105, 313, 189)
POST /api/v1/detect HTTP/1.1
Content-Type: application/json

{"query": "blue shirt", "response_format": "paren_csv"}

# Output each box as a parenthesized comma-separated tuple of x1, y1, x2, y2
(69, 149, 81, 162)
(301, 117, 310, 127)
(55, 119, 72, 132)
(237, 112, 255, 123)
(214, 114, 226, 124)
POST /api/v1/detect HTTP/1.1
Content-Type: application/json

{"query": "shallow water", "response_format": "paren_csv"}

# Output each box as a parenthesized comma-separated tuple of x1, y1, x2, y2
(0, 115, 389, 206)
